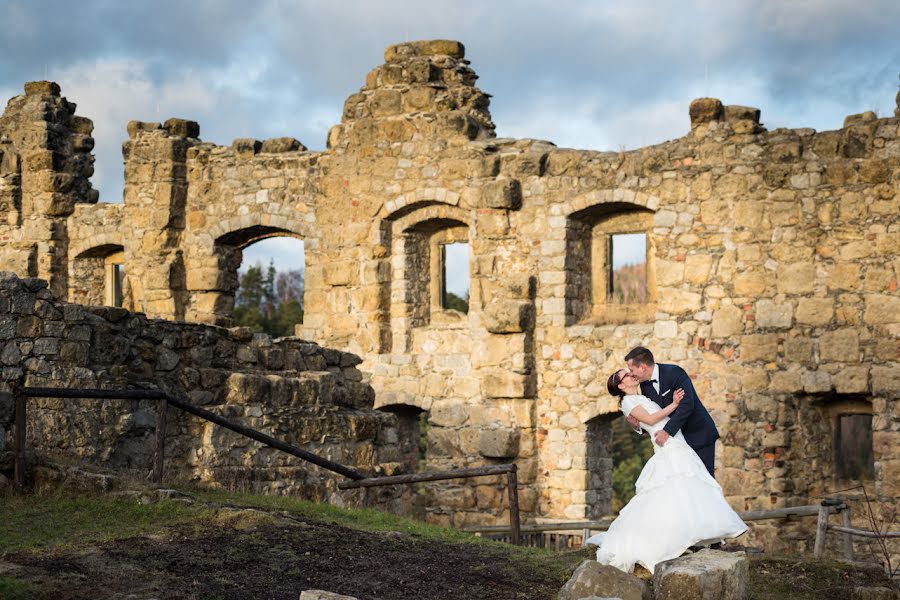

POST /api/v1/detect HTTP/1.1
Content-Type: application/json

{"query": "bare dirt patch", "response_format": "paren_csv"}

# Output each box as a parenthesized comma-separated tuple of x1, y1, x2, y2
(8, 513, 584, 599)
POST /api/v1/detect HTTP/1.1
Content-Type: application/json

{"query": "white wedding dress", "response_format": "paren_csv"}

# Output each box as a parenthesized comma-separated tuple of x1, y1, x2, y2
(586, 394, 747, 573)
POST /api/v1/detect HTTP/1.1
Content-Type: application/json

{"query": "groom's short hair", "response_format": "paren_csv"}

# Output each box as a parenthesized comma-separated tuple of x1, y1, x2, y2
(625, 346, 655, 366)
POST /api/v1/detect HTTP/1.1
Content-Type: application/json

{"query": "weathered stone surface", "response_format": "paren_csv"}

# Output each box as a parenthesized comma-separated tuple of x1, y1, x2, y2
(163, 118, 200, 138)
(479, 428, 520, 458)
(483, 300, 533, 333)
(260, 137, 306, 153)
(653, 550, 748, 600)
(689, 98, 724, 126)
(558, 560, 649, 600)
(300, 591, 359, 600)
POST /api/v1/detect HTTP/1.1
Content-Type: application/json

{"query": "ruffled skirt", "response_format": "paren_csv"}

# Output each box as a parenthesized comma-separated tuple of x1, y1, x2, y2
(587, 438, 747, 573)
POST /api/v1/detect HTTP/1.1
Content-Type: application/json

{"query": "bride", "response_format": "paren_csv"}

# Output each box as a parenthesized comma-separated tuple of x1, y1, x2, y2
(587, 369, 748, 574)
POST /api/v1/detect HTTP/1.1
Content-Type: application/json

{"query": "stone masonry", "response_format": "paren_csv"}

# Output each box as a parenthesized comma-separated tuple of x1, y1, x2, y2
(0, 40, 898, 554)
(0, 272, 416, 513)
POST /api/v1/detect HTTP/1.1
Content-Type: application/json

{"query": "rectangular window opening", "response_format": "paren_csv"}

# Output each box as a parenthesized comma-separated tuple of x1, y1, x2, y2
(835, 413, 874, 479)
(441, 242, 469, 313)
(111, 263, 124, 308)
(608, 233, 648, 304)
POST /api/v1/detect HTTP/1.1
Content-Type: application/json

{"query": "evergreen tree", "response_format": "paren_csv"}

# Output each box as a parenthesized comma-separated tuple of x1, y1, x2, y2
(234, 261, 304, 337)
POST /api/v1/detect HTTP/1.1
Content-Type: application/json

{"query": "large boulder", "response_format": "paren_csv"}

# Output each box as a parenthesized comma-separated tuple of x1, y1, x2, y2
(652, 549, 748, 600)
(558, 560, 650, 600)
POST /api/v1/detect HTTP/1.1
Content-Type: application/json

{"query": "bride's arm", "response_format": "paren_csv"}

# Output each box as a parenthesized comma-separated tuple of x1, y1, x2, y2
(627, 390, 684, 425)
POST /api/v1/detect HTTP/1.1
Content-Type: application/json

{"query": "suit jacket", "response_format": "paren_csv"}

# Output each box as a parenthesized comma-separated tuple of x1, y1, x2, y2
(640, 363, 719, 450)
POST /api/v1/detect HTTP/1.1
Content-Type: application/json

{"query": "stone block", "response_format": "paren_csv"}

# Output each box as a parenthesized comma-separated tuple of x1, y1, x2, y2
(864, 295, 900, 325)
(480, 178, 522, 209)
(819, 329, 860, 362)
(659, 291, 702, 314)
(689, 98, 724, 126)
(260, 137, 306, 153)
(740, 334, 778, 362)
(654, 550, 748, 600)
(776, 262, 816, 295)
(126, 120, 162, 139)
(324, 262, 355, 287)
(482, 300, 533, 333)
(24, 80, 61, 96)
(481, 370, 533, 399)
(712, 305, 743, 338)
(384, 39, 465, 62)
(231, 138, 261, 157)
(725, 105, 761, 123)
(558, 560, 650, 600)
(795, 298, 834, 326)
(834, 366, 869, 394)
(162, 118, 200, 138)
(478, 428, 520, 458)
(754, 299, 792, 329)
(872, 366, 900, 394)
(684, 254, 713, 284)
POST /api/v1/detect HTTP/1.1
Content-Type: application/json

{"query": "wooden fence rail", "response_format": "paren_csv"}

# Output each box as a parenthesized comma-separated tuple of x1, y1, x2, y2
(13, 385, 366, 490)
(12, 384, 524, 543)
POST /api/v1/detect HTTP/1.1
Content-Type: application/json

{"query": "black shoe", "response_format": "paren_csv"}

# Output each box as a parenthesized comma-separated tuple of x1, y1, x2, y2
(709, 542, 723, 550)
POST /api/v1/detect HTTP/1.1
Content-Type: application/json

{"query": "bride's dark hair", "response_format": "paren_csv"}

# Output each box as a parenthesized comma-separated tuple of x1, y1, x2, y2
(607, 370, 626, 398)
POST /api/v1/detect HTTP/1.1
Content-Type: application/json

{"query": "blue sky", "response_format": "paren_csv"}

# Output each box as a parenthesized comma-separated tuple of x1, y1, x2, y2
(2, 0, 898, 283)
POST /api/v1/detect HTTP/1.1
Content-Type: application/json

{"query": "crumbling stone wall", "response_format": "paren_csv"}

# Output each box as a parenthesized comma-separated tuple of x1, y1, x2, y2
(0, 40, 898, 552)
(0, 272, 416, 513)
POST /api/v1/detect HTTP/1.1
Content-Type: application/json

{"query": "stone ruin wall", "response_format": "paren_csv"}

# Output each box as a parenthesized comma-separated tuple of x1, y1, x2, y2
(0, 272, 417, 514)
(0, 40, 898, 554)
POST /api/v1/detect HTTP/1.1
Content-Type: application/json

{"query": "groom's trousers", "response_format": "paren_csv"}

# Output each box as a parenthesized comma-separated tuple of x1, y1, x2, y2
(694, 443, 716, 478)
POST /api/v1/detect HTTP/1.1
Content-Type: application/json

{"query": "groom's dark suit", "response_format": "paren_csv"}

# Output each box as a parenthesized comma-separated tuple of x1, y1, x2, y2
(641, 363, 719, 477)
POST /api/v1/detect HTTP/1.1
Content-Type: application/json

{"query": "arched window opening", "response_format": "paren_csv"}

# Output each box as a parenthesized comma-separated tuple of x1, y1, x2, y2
(566, 203, 655, 325)
(586, 411, 654, 517)
(71, 244, 129, 308)
(233, 235, 305, 337)
(403, 217, 469, 327)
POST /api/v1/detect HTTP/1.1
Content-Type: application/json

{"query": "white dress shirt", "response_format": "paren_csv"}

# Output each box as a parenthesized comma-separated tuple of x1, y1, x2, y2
(650, 363, 660, 395)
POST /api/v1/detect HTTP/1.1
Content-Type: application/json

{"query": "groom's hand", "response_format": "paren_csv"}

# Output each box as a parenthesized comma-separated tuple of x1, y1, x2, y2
(654, 430, 670, 446)
(625, 414, 641, 432)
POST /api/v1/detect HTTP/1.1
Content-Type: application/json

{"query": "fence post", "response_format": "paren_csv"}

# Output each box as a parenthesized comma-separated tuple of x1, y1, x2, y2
(814, 502, 830, 558)
(840, 504, 854, 561)
(13, 381, 26, 494)
(151, 397, 167, 484)
(506, 465, 521, 546)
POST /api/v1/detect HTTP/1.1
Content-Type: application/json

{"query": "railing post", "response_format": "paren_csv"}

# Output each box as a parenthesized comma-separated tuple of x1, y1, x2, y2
(151, 397, 167, 484)
(506, 465, 521, 546)
(13, 381, 26, 494)
(814, 501, 830, 558)
(840, 504, 854, 561)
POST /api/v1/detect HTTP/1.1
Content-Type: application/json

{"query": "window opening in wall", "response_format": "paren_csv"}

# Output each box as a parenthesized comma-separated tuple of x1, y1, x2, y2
(608, 233, 648, 305)
(110, 263, 125, 307)
(234, 236, 305, 336)
(441, 242, 469, 313)
(835, 413, 874, 479)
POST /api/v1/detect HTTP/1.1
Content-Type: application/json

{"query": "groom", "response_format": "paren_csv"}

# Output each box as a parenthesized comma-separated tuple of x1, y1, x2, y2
(624, 346, 720, 477)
